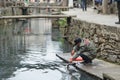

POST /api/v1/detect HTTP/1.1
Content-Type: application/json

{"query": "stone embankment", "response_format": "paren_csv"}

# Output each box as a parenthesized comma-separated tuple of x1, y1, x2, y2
(53, 8, 120, 80)
(67, 19, 120, 64)
(60, 8, 120, 65)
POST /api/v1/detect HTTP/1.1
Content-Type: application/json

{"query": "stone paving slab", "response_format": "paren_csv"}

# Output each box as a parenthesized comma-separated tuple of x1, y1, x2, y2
(62, 8, 120, 28)
(56, 53, 120, 80)
(103, 72, 120, 80)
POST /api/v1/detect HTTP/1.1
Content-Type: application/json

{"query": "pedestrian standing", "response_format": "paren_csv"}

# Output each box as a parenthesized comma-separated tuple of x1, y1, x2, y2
(115, 0, 120, 24)
(78, 0, 82, 8)
(20, 3, 28, 15)
(81, 0, 87, 11)
(21, 7, 28, 15)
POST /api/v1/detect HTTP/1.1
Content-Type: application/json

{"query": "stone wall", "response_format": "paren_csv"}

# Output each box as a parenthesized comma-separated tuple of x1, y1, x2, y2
(61, 19, 120, 64)
(0, 7, 23, 25)
(0, 7, 13, 25)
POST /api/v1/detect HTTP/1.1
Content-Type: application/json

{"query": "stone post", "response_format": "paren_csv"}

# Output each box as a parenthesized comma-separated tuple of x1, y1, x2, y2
(93, 0, 95, 8)
(102, 0, 108, 14)
(62, 0, 68, 6)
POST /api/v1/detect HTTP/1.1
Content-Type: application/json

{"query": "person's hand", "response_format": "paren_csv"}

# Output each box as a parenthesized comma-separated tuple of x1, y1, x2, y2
(71, 50, 75, 56)
(85, 39, 90, 45)
(69, 58, 73, 63)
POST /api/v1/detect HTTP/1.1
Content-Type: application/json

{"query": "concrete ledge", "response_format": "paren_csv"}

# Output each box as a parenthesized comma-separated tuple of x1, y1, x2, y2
(56, 53, 120, 80)
(56, 53, 102, 80)
(103, 73, 120, 80)
(0, 15, 76, 19)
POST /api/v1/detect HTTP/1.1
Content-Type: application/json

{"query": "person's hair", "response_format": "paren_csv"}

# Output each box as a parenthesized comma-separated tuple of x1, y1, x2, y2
(74, 38, 81, 45)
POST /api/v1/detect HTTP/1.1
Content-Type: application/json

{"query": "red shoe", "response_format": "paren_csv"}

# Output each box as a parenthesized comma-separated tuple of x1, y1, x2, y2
(69, 57, 83, 62)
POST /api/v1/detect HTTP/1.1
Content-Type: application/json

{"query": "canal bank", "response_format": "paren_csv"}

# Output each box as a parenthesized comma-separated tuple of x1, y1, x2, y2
(56, 53, 120, 80)
(59, 8, 120, 80)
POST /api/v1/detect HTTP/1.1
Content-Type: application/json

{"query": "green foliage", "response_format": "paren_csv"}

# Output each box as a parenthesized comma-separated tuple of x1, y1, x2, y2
(59, 38, 64, 43)
(81, 31, 85, 38)
(58, 18, 67, 27)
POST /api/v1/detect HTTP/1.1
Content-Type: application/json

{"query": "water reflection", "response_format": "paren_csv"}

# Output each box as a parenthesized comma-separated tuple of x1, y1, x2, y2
(0, 19, 96, 80)
(0, 18, 70, 80)
(0, 22, 24, 79)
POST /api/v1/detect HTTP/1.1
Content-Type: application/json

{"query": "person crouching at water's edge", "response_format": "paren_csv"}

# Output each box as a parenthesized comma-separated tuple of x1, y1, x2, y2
(70, 38, 97, 64)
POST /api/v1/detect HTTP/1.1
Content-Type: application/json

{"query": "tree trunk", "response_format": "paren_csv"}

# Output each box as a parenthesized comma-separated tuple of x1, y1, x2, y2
(102, 0, 108, 14)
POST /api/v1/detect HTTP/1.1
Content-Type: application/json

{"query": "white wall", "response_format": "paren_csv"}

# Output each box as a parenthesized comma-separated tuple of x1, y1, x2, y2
(68, 0, 73, 7)
(39, 0, 55, 3)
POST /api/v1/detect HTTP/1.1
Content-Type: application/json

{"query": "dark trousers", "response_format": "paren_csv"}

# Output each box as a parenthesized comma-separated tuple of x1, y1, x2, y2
(80, 53, 92, 63)
(21, 8, 27, 15)
(81, 0, 87, 11)
(117, 1, 120, 22)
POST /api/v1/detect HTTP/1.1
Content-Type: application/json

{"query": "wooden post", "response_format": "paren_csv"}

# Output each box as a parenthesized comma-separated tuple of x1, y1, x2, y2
(102, 0, 108, 14)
